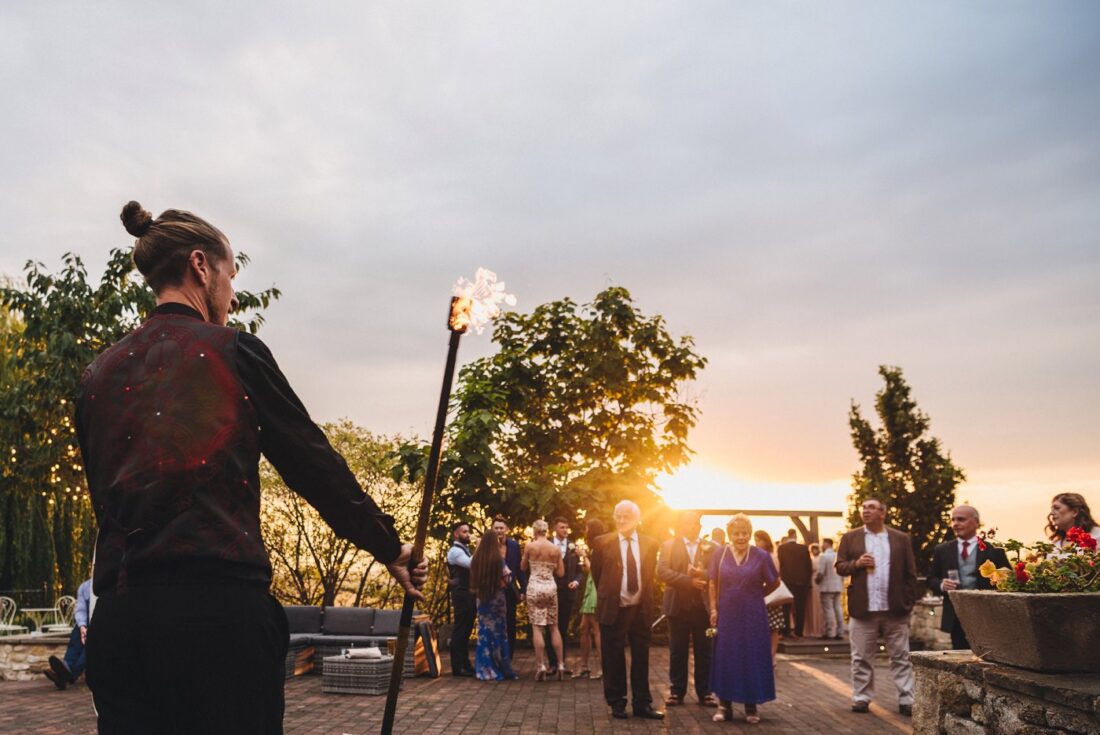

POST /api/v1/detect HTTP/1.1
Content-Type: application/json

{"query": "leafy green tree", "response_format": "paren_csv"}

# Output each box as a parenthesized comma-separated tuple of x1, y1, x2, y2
(396, 286, 706, 539)
(848, 366, 965, 573)
(0, 248, 278, 595)
(260, 421, 428, 609)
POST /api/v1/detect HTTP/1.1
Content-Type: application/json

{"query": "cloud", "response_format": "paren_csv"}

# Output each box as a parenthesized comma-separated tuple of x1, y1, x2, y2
(1, 1, 1097, 513)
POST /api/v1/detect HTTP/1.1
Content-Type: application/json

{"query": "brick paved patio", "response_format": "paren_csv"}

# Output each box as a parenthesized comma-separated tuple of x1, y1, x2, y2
(0, 649, 912, 734)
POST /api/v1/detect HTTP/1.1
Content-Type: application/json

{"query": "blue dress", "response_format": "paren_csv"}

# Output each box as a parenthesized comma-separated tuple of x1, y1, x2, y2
(475, 565, 517, 681)
(708, 545, 778, 705)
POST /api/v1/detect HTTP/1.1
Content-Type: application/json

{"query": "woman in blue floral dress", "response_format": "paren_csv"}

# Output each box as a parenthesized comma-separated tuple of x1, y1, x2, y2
(470, 528, 518, 681)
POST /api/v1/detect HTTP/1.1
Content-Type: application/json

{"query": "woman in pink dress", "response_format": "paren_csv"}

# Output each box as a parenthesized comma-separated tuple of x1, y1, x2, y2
(802, 544, 824, 639)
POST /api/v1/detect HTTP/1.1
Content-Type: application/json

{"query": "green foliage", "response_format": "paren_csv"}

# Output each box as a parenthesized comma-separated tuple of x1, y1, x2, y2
(848, 366, 964, 574)
(260, 421, 449, 611)
(0, 248, 278, 594)
(397, 286, 706, 539)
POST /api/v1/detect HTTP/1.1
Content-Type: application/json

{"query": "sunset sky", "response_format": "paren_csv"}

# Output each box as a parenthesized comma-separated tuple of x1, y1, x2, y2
(2, 3, 1098, 543)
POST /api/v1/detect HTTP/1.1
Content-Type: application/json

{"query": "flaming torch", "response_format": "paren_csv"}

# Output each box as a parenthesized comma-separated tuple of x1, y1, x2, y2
(381, 269, 515, 735)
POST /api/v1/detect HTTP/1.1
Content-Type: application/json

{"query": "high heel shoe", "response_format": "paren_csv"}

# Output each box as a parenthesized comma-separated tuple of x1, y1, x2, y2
(555, 666, 565, 681)
(535, 666, 547, 682)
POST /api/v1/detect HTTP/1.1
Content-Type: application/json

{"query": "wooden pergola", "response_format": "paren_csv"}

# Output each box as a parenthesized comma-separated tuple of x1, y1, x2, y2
(687, 508, 844, 544)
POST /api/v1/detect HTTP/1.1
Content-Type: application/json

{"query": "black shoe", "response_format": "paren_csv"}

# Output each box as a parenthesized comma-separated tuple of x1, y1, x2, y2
(633, 705, 665, 720)
(44, 668, 66, 690)
(851, 701, 869, 713)
(611, 705, 629, 719)
(453, 669, 474, 677)
(899, 704, 912, 717)
(48, 656, 75, 685)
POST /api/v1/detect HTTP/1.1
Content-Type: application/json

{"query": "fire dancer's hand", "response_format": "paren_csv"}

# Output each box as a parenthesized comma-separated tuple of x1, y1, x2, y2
(387, 543, 428, 602)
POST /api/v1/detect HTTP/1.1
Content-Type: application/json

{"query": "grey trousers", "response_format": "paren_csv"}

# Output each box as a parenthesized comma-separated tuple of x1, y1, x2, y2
(849, 612, 914, 706)
(819, 592, 845, 637)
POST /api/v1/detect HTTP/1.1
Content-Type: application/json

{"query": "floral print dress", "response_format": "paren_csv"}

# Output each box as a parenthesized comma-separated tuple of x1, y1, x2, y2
(475, 562, 517, 681)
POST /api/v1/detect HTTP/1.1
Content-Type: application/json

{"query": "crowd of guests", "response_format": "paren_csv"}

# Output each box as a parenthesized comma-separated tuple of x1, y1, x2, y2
(45, 487, 1098, 724)
(443, 490, 1099, 724)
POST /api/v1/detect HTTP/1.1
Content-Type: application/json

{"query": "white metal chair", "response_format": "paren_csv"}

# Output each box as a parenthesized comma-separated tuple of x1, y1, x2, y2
(43, 595, 77, 634)
(0, 596, 29, 636)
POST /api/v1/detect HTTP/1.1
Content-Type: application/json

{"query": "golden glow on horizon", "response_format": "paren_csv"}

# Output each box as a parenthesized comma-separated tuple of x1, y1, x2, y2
(657, 464, 852, 542)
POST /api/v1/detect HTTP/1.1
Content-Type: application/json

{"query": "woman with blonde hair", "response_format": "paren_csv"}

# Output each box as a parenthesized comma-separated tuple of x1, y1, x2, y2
(522, 519, 565, 680)
(709, 516, 780, 724)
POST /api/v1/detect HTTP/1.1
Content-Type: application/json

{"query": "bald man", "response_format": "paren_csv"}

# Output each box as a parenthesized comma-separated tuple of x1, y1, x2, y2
(926, 505, 1010, 650)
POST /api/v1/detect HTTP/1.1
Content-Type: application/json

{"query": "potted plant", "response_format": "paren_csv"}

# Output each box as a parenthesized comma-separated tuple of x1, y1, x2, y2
(949, 527, 1100, 673)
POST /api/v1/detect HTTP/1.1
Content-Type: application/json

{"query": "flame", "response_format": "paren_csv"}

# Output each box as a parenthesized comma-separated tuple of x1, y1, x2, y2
(450, 268, 516, 333)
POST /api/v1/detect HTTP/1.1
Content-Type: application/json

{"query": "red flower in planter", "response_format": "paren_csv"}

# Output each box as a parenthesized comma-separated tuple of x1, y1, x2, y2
(1066, 527, 1098, 550)
(1015, 561, 1029, 583)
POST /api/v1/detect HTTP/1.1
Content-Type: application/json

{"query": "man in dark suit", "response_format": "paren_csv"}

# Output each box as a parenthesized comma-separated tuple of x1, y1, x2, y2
(657, 511, 715, 707)
(926, 505, 1009, 650)
(590, 500, 664, 721)
(835, 498, 918, 717)
(492, 516, 526, 658)
(546, 517, 582, 672)
(777, 529, 813, 638)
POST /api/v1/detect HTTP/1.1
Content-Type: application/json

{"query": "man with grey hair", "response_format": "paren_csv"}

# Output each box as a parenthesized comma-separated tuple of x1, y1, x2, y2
(926, 504, 1010, 650)
(590, 500, 664, 720)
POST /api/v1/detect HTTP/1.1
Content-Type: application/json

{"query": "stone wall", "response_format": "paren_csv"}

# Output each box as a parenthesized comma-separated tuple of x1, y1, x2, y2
(911, 597, 954, 651)
(0, 636, 69, 681)
(912, 651, 1100, 734)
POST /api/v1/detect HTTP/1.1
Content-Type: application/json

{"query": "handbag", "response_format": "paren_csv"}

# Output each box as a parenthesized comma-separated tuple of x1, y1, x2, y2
(765, 579, 794, 607)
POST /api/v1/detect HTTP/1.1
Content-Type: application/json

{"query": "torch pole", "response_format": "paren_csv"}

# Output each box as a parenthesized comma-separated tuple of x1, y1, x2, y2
(381, 313, 464, 735)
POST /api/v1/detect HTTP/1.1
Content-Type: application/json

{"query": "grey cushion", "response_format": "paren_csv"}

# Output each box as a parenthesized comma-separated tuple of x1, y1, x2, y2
(314, 635, 395, 647)
(371, 609, 401, 636)
(321, 606, 376, 636)
(288, 633, 316, 647)
(283, 606, 322, 635)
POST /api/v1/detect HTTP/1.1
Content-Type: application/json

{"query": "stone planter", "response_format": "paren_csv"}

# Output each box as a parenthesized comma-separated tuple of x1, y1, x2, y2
(949, 589, 1100, 673)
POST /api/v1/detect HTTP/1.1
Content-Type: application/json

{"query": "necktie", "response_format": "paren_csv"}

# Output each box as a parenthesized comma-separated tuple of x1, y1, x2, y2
(625, 538, 639, 594)
(961, 540, 969, 561)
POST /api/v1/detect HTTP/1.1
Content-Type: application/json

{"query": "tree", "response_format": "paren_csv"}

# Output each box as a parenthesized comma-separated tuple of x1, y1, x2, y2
(259, 421, 427, 609)
(848, 366, 965, 573)
(0, 248, 279, 594)
(395, 286, 707, 538)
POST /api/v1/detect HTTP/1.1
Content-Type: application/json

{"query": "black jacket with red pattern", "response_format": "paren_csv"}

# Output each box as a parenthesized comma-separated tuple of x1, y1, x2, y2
(77, 303, 401, 594)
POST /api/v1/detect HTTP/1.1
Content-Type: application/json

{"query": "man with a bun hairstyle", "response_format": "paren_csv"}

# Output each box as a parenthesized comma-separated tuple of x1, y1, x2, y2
(76, 201, 426, 733)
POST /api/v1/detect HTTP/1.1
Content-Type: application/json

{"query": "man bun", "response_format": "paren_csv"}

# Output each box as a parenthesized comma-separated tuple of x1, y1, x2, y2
(121, 200, 154, 237)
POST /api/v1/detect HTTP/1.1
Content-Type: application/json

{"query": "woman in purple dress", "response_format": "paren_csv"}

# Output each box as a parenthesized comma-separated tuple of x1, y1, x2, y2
(708, 515, 781, 724)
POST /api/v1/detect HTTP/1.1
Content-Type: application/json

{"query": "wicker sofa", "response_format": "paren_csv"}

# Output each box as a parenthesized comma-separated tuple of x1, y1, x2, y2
(284, 606, 410, 679)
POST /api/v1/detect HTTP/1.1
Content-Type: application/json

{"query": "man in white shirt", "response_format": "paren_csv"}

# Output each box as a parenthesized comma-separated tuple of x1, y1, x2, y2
(546, 517, 582, 673)
(589, 500, 664, 721)
(835, 498, 918, 717)
(445, 522, 476, 677)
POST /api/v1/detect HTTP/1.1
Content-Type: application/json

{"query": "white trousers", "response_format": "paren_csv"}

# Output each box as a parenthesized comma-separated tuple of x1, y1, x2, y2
(848, 612, 914, 706)
(819, 591, 845, 637)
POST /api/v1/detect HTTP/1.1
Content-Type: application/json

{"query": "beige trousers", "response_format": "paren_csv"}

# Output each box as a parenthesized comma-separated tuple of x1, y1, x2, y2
(848, 611, 914, 706)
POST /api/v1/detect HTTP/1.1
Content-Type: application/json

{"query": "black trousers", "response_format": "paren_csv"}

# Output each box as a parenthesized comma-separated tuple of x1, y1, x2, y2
(503, 587, 518, 656)
(668, 605, 711, 699)
(86, 582, 287, 735)
(599, 605, 652, 710)
(949, 621, 970, 651)
(788, 583, 810, 636)
(450, 589, 476, 673)
(546, 588, 574, 667)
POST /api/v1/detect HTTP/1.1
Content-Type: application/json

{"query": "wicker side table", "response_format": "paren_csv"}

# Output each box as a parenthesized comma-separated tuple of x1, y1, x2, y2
(321, 655, 403, 695)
